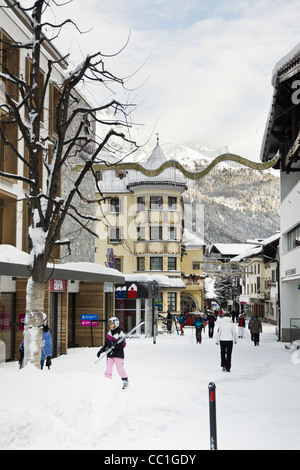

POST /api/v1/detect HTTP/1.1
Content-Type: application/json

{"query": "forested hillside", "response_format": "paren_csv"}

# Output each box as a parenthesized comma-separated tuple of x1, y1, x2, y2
(164, 144, 280, 244)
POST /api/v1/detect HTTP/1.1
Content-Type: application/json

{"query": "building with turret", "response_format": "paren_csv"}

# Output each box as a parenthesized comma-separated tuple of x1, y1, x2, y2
(94, 139, 206, 330)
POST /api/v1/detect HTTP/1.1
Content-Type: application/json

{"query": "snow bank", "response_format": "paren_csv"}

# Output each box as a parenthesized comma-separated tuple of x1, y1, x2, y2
(0, 359, 125, 450)
(1, 325, 300, 450)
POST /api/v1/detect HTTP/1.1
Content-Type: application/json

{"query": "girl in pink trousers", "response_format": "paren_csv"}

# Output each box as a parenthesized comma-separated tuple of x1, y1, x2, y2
(97, 317, 129, 390)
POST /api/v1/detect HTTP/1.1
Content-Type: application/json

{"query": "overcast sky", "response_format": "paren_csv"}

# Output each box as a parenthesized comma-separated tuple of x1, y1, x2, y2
(44, 0, 300, 161)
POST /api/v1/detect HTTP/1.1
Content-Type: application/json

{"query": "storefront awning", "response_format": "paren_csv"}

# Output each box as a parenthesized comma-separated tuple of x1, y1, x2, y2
(0, 245, 125, 283)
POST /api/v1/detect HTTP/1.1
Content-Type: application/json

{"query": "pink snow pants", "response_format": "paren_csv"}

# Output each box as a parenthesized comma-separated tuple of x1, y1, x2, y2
(105, 357, 127, 379)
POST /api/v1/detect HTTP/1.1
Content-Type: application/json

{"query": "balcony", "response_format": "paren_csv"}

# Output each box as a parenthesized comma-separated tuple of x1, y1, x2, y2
(135, 209, 181, 226)
(134, 240, 181, 255)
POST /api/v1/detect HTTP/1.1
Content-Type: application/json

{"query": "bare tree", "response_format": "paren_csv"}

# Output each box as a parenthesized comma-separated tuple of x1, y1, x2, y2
(0, 0, 136, 367)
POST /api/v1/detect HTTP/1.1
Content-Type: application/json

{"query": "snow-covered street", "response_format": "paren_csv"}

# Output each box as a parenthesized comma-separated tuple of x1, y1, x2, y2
(1, 322, 300, 451)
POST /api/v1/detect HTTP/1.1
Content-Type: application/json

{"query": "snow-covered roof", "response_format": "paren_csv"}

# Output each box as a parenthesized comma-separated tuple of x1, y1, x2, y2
(227, 233, 280, 263)
(209, 243, 255, 256)
(230, 246, 262, 263)
(272, 42, 300, 87)
(141, 143, 168, 170)
(182, 229, 205, 249)
(97, 142, 187, 193)
(0, 245, 125, 283)
(124, 273, 185, 288)
(246, 232, 280, 247)
(261, 42, 300, 164)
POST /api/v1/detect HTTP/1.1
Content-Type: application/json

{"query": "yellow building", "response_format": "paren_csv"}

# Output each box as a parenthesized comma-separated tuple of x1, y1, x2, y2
(94, 141, 206, 328)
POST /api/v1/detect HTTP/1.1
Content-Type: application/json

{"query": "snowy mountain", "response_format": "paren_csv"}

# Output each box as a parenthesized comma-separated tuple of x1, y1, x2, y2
(150, 142, 280, 244)
(102, 127, 280, 244)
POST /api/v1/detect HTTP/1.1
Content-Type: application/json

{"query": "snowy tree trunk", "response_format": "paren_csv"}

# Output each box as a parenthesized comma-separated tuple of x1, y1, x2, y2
(0, 0, 137, 368)
(23, 278, 46, 368)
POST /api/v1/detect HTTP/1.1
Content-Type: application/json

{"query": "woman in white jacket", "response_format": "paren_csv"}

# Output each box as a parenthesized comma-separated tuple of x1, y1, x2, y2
(215, 313, 237, 372)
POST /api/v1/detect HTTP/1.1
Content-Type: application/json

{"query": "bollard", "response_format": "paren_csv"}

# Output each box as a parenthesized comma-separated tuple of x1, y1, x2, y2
(208, 382, 217, 450)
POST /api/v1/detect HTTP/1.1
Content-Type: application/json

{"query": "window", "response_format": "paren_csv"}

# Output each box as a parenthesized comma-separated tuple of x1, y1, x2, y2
(109, 228, 122, 243)
(49, 82, 62, 136)
(1, 30, 19, 103)
(25, 57, 45, 123)
(137, 257, 145, 271)
(0, 120, 18, 176)
(150, 257, 163, 271)
(114, 257, 122, 272)
(137, 226, 145, 241)
(150, 226, 162, 240)
(95, 170, 102, 181)
(167, 292, 177, 311)
(0, 191, 17, 246)
(288, 224, 300, 251)
(150, 196, 163, 210)
(110, 197, 121, 213)
(0, 293, 15, 361)
(137, 196, 145, 211)
(168, 197, 177, 210)
(193, 262, 200, 269)
(169, 226, 176, 240)
(168, 257, 176, 271)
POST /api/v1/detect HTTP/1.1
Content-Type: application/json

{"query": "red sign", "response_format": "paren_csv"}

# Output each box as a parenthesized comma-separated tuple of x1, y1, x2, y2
(19, 314, 25, 331)
(50, 279, 67, 292)
(0, 314, 10, 331)
(81, 321, 98, 326)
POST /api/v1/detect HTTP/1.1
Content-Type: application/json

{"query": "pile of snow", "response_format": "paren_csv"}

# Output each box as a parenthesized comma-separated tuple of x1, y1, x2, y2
(0, 244, 29, 264)
(1, 324, 300, 450)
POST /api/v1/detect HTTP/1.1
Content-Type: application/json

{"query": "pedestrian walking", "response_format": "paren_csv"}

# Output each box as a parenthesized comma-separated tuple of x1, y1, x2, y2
(194, 313, 207, 344)
(178, 313, 186, 335)
(250, 316, 262, 346)
(97, 317, 129, 389)
(248, 315, 255, 341)
(166, 310, 173, 333)
(19, 313, 52, 370)
(215, 313, 237, 372)
(237, 314, 245, 338)
(207, 312, 216, 338)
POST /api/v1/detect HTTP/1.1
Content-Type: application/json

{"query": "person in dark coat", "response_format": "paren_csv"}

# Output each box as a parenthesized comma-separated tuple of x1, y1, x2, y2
(250, 316, 262, 346)
(248, 315, 255, 341)
(207, 312, 216, 338)
(166, 310, 173, 333)
(194, 314, 207, 344)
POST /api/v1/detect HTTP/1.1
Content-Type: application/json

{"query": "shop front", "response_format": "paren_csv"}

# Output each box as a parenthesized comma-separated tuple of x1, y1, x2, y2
(0, 245, 124, 362)
(115, 279, 153, 335)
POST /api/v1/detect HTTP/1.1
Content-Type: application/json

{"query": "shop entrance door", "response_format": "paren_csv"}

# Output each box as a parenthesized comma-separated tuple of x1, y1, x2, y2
(50, 292, 63, 358)
(0, 293, 15, 362)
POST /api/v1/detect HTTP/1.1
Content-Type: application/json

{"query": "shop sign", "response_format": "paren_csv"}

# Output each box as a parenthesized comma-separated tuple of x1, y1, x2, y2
(115, 281, 152, 299)
(81, 314, 98, 326)
(285, 268, 296, 276)
(0, 314, 10, 331)
(104, 282, 114, 292)
(105, 248, 115, 268)
(19, 314, 25, 331)
(50, 279, 67, 292)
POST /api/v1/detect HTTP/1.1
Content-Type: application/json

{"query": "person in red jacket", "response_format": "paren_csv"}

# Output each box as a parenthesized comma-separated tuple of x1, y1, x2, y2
(237, 314, 246, 338)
